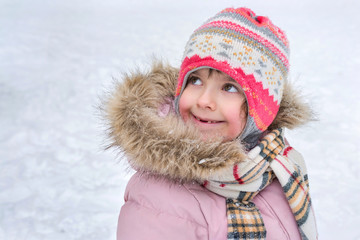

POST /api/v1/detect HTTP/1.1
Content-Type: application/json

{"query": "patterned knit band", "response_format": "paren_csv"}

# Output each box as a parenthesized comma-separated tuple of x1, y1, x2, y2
(175, 8, 290, 140)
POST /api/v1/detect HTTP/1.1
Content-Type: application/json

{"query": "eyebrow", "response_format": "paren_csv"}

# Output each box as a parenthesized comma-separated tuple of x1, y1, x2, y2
(225, 77, 237, 83)
(218, 75, 238, 85)
(190, 70, 239, 86)
(191, 71, 235, 81)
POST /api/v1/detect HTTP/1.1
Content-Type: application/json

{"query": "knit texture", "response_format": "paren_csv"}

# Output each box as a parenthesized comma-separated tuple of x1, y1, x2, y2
(204, 129, 318, 240)
(175, 8, 290, 143)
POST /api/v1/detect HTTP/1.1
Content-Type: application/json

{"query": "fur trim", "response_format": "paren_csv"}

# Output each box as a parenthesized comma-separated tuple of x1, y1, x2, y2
(104, 61, 312, 182)
(269, 82, 314, 130)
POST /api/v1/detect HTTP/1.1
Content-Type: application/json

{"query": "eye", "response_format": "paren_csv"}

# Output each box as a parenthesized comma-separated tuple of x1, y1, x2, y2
(189, 76, 202, 86)
(223, 83, 239, 93)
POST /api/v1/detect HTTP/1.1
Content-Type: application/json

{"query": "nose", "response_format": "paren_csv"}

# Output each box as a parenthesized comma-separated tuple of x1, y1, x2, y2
(197, 88, 216, 110)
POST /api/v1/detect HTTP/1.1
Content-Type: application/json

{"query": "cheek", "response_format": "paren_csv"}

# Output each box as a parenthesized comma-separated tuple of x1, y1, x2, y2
(237, 109, 248, 134)
(238, 107, 247, 125)
(237, 104, 247, 125)
(225, 104, 247, 135)
(225, 102, 246, 122)
(178, 92, 191, 122)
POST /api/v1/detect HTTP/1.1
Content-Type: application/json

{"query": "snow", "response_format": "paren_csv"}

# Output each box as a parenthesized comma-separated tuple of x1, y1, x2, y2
(1, 0, 359, 239)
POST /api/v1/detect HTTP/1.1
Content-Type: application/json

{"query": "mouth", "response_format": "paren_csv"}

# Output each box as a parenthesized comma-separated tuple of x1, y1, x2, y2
(192, 114, 223, 124)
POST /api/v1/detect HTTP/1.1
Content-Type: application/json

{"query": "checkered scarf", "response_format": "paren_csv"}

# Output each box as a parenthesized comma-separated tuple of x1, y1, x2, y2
(204, 129, 317, 240)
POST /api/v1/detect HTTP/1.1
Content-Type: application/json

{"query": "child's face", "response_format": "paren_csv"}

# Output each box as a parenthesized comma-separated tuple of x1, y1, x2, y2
(179, 68, 247, 142)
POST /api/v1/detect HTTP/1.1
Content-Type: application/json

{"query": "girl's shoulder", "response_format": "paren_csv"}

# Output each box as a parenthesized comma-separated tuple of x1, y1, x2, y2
(125, 172, 226, 218)
(124, 172, 227, 232)
(118, 172, 227, 239)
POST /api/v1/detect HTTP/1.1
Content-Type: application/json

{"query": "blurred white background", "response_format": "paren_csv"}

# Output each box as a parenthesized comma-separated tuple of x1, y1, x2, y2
(1, 0, 359, 239)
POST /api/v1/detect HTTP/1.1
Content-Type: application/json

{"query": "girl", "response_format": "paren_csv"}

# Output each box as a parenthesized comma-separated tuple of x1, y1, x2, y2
(105, 7, 318, 240)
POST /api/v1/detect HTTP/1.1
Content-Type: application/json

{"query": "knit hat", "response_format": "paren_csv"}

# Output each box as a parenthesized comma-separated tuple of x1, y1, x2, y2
(175, 7, 290, 145)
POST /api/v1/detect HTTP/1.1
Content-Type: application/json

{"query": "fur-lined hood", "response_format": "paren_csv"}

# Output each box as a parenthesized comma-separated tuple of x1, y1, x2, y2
(104, 61, 312, 182)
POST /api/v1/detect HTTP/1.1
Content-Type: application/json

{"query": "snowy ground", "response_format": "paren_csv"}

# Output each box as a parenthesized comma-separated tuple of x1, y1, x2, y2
(1, 0, 359, 239)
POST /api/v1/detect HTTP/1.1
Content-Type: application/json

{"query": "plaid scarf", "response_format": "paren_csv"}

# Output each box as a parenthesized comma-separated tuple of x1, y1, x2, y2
(204, 129, 317, 240)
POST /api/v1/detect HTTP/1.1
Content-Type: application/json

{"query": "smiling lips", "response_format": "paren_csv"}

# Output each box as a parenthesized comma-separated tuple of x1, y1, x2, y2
(192, 114, 223, 124)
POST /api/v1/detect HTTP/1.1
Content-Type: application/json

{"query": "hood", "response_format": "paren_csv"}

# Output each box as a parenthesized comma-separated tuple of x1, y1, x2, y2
(104, 61, 313, 182)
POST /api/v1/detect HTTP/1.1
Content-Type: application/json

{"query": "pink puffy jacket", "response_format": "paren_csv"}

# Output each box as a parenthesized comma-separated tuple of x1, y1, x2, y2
(117, 172, 301, 240)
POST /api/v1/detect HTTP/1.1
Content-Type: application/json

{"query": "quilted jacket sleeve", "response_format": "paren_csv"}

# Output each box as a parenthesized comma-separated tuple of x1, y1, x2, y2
(116, 173, 210, 240)
(117, 200, 208, 240)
